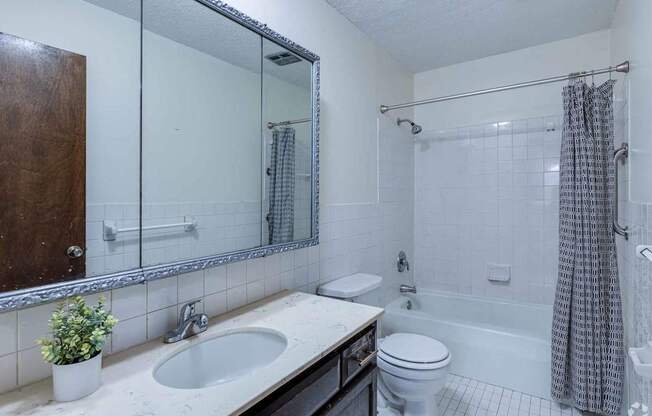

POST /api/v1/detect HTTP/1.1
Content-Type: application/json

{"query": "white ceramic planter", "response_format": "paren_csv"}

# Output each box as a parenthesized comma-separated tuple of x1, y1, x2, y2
(52, 352, 102, 402)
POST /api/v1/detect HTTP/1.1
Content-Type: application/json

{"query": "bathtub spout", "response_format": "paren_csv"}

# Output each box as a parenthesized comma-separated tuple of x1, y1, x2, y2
(400, 284, 417, 294)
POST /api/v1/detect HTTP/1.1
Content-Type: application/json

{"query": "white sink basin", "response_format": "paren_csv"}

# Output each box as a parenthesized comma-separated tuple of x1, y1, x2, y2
(153, 328, 287, 389)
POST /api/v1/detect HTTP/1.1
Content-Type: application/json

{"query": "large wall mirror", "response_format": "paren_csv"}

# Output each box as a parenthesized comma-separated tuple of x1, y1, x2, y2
(0, 0, 319, 311)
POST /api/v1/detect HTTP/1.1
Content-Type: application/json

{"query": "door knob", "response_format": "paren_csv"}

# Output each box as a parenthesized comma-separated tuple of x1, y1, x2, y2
(66, 245, 84, 259)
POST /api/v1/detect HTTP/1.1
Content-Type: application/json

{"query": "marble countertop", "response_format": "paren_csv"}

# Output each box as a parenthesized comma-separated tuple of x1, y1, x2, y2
(0, 291, 383, 416)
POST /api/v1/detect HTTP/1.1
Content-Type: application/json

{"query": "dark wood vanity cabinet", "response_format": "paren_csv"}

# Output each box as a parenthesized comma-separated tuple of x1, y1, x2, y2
(242, 322, 377, 416)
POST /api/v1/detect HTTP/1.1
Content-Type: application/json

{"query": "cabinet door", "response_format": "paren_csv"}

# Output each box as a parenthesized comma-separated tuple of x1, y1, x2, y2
(0, 33, 86, 291)
(319, 366, 377, 416)
(242, 353, 340, 416)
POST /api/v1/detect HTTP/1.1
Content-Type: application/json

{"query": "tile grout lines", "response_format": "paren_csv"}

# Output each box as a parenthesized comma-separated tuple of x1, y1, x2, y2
(439, 374, 586, 416)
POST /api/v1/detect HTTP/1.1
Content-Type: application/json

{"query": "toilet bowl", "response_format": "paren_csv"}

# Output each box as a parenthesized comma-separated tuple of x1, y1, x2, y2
(378, 333, 451, 416)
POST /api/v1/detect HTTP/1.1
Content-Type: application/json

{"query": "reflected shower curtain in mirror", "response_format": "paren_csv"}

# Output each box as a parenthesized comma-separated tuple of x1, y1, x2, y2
(551, 79, 624, 415)
(268, 127, 295, 244)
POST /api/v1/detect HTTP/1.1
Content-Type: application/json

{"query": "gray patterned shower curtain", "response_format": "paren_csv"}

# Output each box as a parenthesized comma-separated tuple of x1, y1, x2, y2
(550, 79, 624, 415)
(268, 127, 295, 244)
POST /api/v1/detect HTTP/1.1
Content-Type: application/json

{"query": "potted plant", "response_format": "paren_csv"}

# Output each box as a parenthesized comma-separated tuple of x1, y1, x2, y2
(38, 296, 118, 402)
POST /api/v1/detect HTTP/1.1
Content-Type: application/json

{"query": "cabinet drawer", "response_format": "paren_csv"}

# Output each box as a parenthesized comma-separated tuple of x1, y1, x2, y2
(341, 324, 376, 387)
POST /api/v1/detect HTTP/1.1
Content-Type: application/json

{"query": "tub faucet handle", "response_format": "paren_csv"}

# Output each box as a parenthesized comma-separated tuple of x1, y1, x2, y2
(397, 250, 410, 272)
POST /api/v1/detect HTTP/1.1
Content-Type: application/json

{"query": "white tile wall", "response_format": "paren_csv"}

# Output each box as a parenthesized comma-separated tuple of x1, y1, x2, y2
(17, 303, 58, 351)
(204, 266, 227, 294)
(146, 277, 178, 312)
(0, 312, 16, 357)
(313, 116, 416, 308)
(178, 271, 204, 303)
(0, 353, 17, 393)
(18, 347, 50, 386)
(146, 306, 177, 341)
(111, 284, 147, 320)
(112, 315, 147, 354)
(414, 115, 561, 304)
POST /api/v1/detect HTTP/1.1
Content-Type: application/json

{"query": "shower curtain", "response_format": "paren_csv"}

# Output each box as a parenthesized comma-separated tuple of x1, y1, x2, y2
(268, 127, 295, 244)
(550, 79, 624, 415)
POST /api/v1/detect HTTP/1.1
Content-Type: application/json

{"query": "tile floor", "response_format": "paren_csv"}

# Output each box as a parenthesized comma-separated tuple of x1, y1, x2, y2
(436, 375, 584, 416)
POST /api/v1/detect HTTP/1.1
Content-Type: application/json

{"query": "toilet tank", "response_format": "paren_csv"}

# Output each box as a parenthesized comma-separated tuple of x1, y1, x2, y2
(317, 273, 383, 300)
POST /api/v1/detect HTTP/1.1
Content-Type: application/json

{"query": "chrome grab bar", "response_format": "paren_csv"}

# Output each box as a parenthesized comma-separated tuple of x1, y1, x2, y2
(614, 143, 629, 239)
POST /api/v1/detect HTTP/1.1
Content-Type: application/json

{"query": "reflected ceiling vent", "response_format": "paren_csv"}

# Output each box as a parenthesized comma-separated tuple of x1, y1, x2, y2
(265, 51, 301, 66)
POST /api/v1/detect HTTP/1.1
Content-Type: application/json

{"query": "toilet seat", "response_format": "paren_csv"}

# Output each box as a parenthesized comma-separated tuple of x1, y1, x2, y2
(379, 333, 450, 372)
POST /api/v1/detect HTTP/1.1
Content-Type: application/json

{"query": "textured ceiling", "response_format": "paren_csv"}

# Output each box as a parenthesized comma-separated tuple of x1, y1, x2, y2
(326, 0, 619, 72)
(82, 0, 311, 88)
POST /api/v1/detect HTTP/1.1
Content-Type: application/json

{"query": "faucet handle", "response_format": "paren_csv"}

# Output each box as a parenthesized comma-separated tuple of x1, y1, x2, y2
(397, 250, 410, 272)
(179, 299, 202, 323)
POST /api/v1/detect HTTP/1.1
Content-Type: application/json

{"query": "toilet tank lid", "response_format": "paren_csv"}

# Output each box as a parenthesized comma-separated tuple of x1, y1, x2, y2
(317, 273, 382, 298)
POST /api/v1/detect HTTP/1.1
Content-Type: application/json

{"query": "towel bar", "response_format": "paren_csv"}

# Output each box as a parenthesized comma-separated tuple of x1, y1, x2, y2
(103, 217, 197, 241)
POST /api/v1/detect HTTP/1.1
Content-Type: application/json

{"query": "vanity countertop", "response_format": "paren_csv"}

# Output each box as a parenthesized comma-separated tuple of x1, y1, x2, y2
(0, 291, 383, 416)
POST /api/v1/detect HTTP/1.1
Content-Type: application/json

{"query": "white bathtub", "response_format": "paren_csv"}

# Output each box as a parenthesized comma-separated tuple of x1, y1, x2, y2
(382, 291, 553, 399)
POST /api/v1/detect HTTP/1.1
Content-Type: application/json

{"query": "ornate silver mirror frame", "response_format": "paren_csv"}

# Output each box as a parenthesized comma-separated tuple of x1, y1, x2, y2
(0, 0, 320, 312)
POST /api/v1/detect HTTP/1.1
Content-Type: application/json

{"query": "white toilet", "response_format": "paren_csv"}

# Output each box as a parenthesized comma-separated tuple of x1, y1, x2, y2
(377, 333, 450, 416)
(318, 274, 451, 416)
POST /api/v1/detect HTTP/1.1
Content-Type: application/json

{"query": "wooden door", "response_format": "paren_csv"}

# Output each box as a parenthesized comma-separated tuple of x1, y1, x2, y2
(0, 33, 86, 291)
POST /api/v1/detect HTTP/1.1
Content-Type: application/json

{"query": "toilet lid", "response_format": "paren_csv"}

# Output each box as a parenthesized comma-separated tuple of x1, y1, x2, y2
(379, 333, 449, 365)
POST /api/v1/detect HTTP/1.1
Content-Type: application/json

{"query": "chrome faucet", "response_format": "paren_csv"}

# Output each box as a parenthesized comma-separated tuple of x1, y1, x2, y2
(400, 284, 417, 294)
(164, 300, 209, 343)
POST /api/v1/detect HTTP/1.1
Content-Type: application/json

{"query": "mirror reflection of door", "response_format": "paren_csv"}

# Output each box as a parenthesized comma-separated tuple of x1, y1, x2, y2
(2, 0, 142, 291)
(0, 33, 86, 291)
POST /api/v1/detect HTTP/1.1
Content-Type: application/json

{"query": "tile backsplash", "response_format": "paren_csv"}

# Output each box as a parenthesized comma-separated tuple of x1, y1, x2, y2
(0, 247, 316, 393)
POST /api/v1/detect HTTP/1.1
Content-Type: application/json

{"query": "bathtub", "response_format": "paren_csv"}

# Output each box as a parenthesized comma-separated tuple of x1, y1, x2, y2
(382, 291, 553, 399)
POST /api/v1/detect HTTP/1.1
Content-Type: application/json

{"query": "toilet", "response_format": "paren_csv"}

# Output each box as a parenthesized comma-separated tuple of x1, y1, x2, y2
(377, 333, 450, 416)
(318, 274, 451, 416)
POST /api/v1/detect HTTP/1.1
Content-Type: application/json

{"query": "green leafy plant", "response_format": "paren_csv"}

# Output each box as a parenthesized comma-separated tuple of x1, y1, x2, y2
(37, 296, 118, 365)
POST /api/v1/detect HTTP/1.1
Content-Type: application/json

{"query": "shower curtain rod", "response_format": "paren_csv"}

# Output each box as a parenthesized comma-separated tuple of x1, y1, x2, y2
(379, 61, 630, 114)
(267, 118, 311, 129)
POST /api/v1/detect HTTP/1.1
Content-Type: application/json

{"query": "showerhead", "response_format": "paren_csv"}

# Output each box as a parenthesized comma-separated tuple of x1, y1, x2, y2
(397, 118, 422, 135)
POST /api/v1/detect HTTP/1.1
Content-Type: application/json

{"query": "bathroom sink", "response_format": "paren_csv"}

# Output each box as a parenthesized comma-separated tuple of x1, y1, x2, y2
(153, 328, 287, 389)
